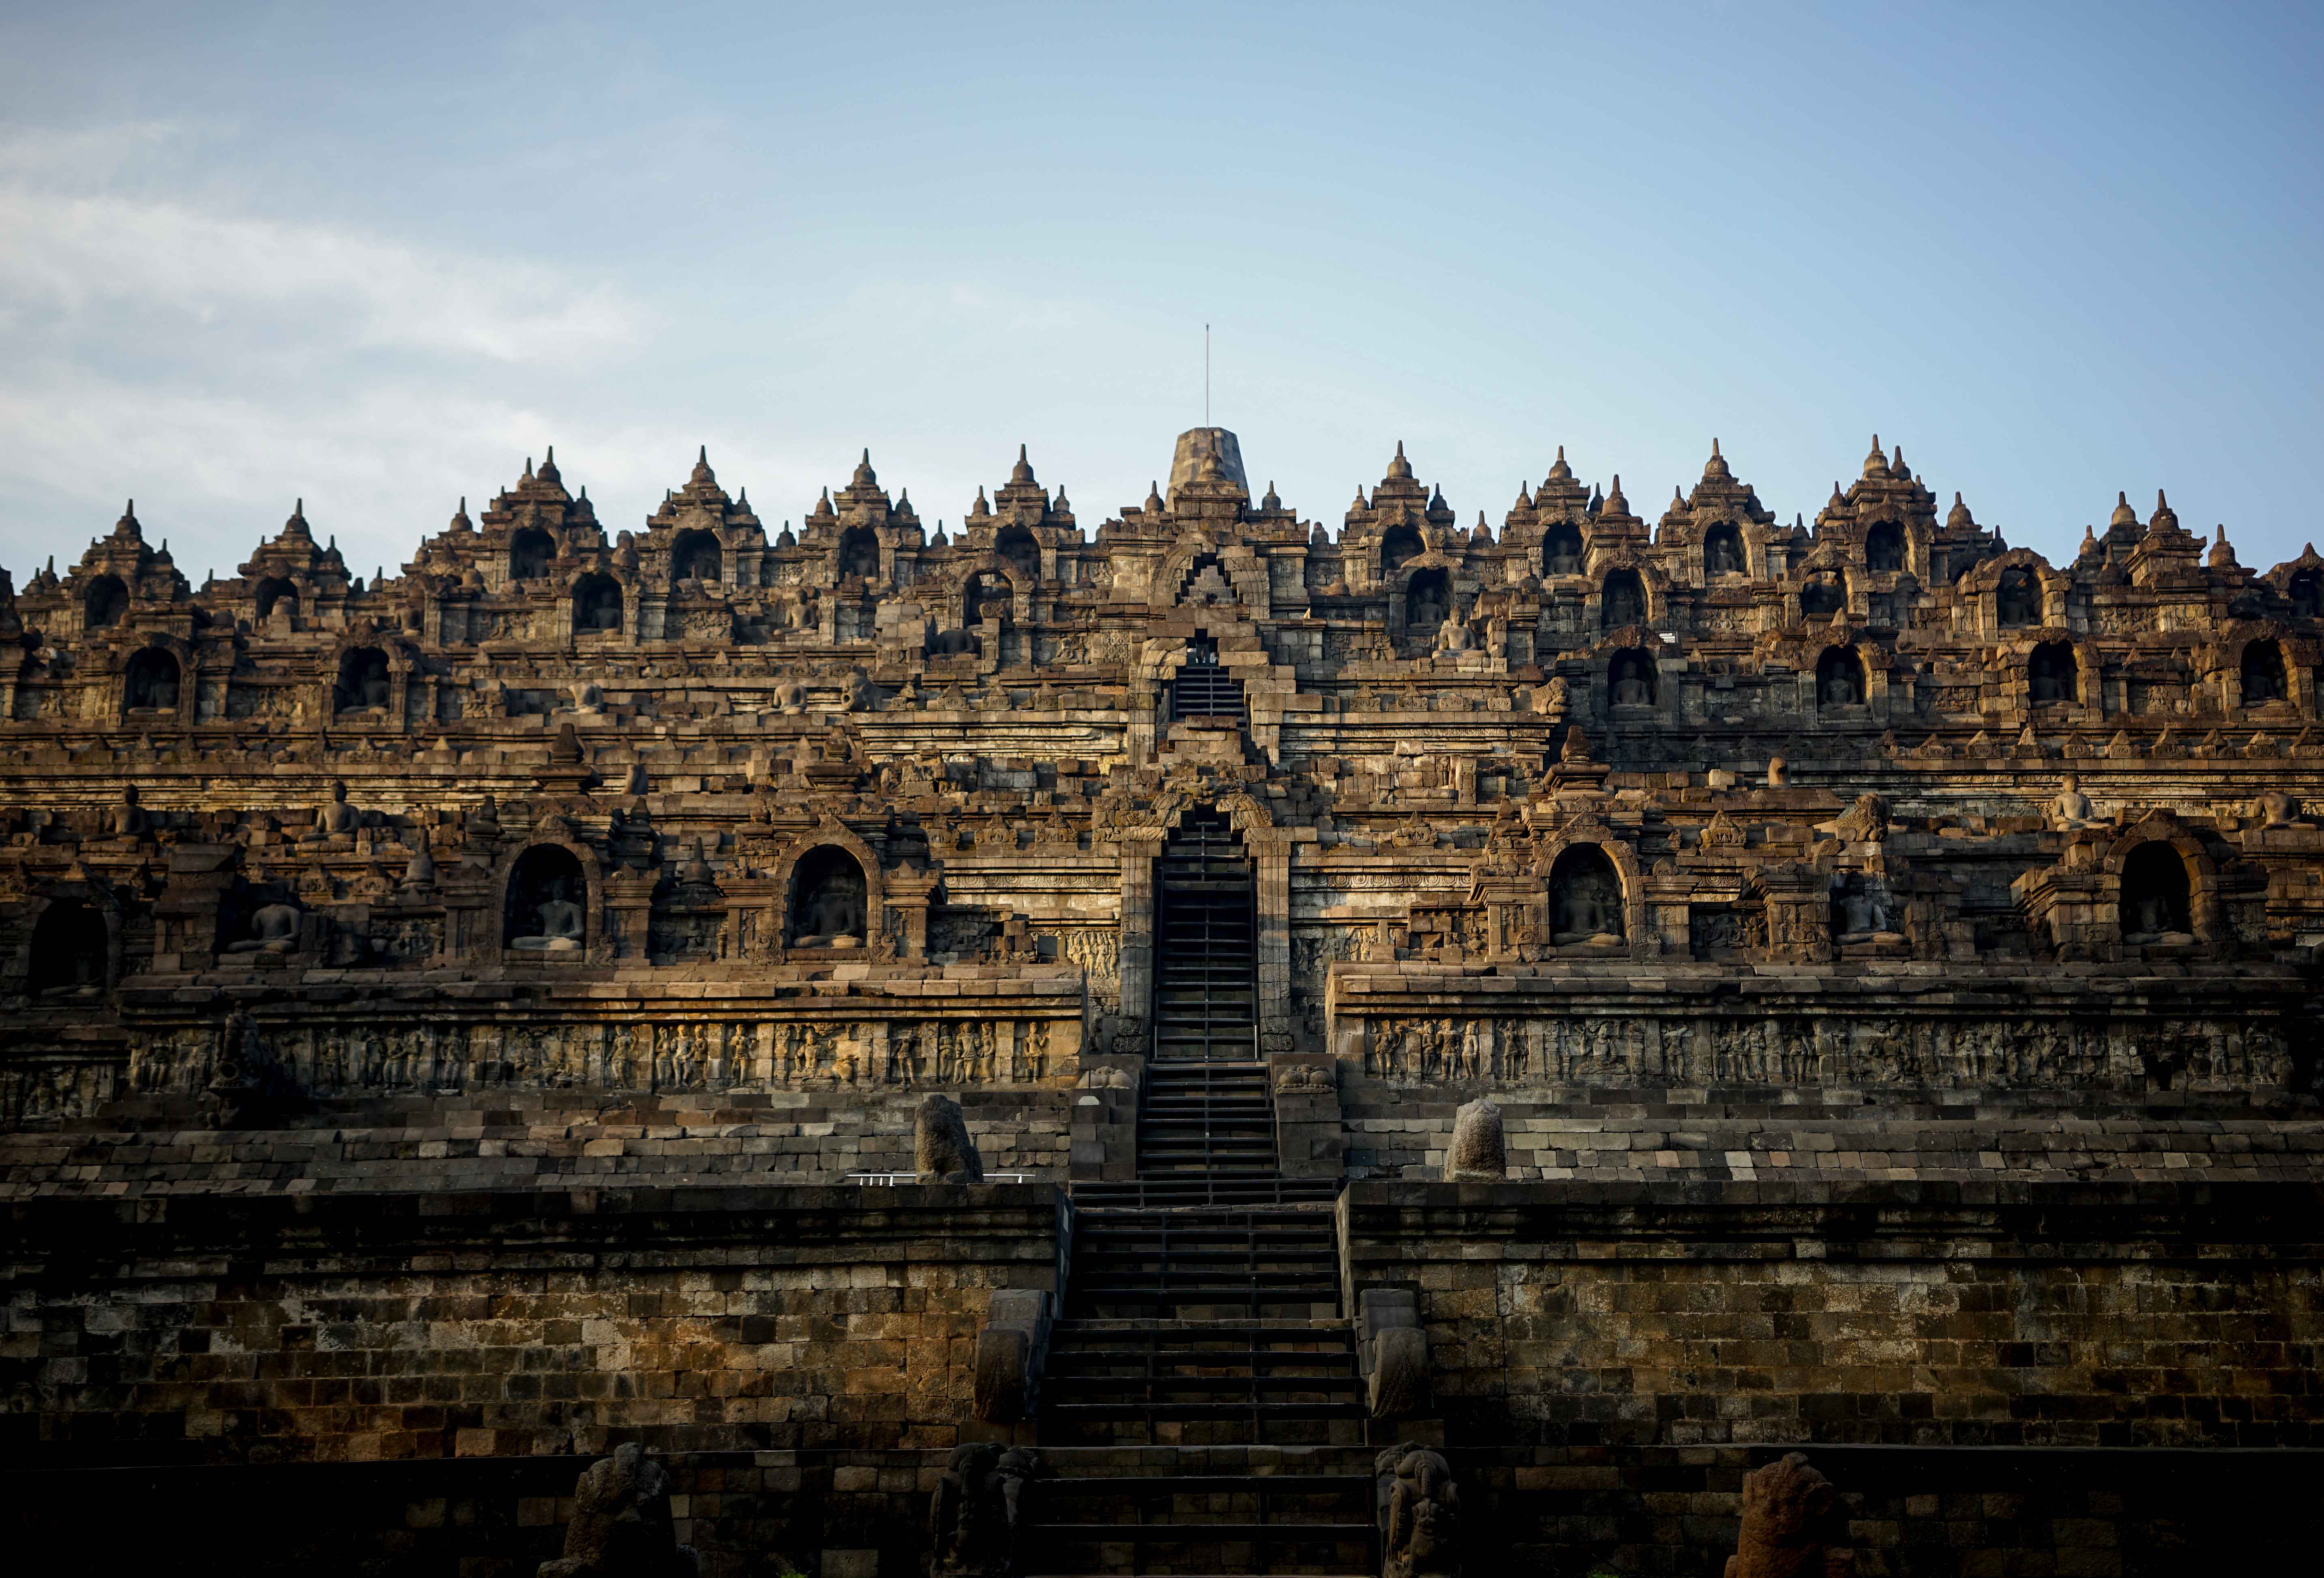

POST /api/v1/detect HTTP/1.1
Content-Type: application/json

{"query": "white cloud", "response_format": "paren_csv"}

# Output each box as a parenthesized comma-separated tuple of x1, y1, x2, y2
(0, 186, 646, 365)
(0, 118, 670, 574)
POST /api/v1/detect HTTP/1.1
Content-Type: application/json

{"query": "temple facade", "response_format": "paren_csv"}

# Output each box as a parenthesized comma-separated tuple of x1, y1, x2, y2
(2, 428, 2319, 1574)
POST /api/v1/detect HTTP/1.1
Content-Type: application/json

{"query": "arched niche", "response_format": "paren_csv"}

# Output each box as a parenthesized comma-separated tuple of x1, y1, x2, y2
(1601, 568, 1645, 629)
(1800, 571, 1845, 619)
(1404, 567, 1452, 631)
(1541, 523, 1584, 578)
(2118, 841, 2193, 944)
(253, 575, 298, 621)
(573, 572, 623, 633)
(786, 844, 870, 950)
(1607, 646, 1658, 707)
(2241, 638, 2288, 706)
(28, 897, 109, 996)
(122, 648, 181, 713)
(84, 574, 128, 630)
(1996, 567, 2040, 628)
(1380, 524, 1424, 578)
(510, 527, 555, 582)
(1702, 523, 1745, 578)
(1548, 844, 1626, 947)
(2290, 568, 2322, 621)
(1865, 521, 1906, 574)
(1816, 644, 1866, 707)
(502, 843, 590, 953)
(2030, 640, 2078, 705)
(995, 525, 1040, 582)
(837, 526, 880, 582)
(672, 528, 723, 584)
(333, 646, 391, 714)
(965, 569, 1012, 625)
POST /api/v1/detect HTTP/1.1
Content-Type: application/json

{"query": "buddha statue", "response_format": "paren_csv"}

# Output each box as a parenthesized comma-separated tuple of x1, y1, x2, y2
(2051, 773, 2101, 830)
(2122, 889, 2193, 947)
(1612, 665, 1650, 707)
(2255, 789, 2301, 829)
(510, 877, 584, 952)
(1766, 755, 1790, 788)
(1434, 613, 1474, 654)
(306, 779, 358, 841)
(791, 877, 866, 949)
(107, 784, 148, 839)
(225, 902, 302, 954)
(1543, 531, 1582, 578)
(570, 681, 605, 716)
(1833, 883, 1904, 945)
(1550, 868, 1624, 947)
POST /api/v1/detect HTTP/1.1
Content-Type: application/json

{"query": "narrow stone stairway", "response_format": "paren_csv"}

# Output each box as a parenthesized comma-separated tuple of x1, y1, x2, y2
(1151, 810, 1258, 1064)
(1023, 810, 1373, 1577)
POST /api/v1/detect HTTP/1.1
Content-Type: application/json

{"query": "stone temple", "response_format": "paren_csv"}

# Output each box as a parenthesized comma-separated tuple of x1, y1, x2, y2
(2, 429, 2319, 1573)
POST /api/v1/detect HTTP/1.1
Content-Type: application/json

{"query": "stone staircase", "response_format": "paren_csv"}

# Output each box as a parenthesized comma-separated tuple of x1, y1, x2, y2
(1151, 812, 1259, 1064)
(1023, 813, 1375, 1578)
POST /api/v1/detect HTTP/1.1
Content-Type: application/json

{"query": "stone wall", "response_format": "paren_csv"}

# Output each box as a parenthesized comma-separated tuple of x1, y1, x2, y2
(1341, 1179, 2324, 1451)
(1459, 1442, 2321, 1578)
(1, 1184, 1063, 1467)
(0, 1086, 1072, 1198)
(1339, 1084, 2324, 1182)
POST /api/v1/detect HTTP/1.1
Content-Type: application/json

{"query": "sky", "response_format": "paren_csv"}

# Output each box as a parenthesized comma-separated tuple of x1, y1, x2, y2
(1, 1, 2320, 588)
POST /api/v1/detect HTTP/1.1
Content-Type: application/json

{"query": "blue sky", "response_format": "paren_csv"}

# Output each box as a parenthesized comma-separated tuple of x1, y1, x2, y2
(2, 1, 2319, 585)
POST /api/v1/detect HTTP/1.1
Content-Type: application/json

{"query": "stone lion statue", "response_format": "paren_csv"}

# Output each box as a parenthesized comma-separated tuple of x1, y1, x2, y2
(1725, 1451, 1847, 1578)
(537, 1442, 700, 1578)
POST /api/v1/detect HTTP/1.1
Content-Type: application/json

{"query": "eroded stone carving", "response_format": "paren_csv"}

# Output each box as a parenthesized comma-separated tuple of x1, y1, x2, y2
(929, 1443, 1040, 1578)
(1377, 1442, 1459, 1578)
(225, 901, 302, 955)
(1444, 1096, 1504, 1181)
(1724, 1452, 1845, 1578)
(536, 1442, 701, 1578)
(915, 1091, 984, 1182)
